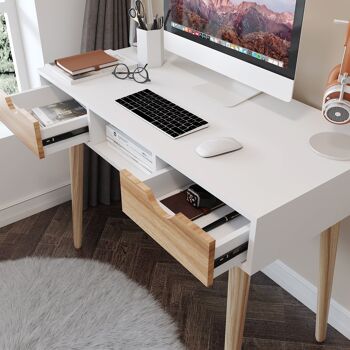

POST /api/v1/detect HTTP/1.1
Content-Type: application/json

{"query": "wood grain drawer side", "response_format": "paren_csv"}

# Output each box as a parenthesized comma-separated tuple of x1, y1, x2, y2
(120, 169, 216, 287)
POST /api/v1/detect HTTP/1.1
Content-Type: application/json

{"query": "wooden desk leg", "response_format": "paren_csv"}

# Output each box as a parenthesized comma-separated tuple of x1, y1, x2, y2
(69, 144, 84, 249)
(315, 223, 340, 343)
(225, 267, 251, 350)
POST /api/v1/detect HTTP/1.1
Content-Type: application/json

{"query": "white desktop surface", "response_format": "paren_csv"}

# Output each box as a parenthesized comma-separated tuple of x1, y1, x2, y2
(39, 47, 350, 273)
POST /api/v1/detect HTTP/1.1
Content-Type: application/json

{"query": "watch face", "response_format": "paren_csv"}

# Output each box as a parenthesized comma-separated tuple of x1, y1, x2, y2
(187, 188, 200, 207)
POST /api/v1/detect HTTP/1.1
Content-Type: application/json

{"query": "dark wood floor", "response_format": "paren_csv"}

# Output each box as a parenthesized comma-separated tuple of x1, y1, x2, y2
(1, 201, 350, 350)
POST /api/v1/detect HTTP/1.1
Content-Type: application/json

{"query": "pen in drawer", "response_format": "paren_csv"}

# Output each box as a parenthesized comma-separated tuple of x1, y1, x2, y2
(202, 211, 241, 232)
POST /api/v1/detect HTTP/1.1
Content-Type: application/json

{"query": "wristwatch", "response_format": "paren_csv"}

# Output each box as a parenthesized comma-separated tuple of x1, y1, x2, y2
(186, 184, 223, 209)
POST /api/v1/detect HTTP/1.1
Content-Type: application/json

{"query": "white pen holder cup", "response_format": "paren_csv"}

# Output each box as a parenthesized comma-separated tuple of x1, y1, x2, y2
(137, 28, 164, 68)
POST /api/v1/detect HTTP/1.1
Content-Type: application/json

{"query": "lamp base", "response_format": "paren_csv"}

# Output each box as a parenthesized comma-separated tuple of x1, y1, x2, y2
(310, 132, 350, 161)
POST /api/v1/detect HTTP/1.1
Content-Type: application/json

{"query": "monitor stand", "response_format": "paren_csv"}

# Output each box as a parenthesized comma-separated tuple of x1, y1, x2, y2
(169, 52, 261, 107)
(194, 80, 261, 107)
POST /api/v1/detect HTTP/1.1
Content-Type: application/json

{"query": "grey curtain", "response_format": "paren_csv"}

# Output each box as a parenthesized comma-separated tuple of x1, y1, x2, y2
(81, 0, 130, 208)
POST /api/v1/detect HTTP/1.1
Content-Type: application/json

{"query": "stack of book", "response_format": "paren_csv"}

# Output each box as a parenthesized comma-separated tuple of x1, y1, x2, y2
(46, 50, 121, 85)
(106, 123, 168, 174)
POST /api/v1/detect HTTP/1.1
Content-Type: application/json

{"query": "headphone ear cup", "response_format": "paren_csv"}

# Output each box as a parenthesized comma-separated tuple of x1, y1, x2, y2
(323, 99, 350, 124)
(323, 65, 350, 124)
(322, 24, 350, 125)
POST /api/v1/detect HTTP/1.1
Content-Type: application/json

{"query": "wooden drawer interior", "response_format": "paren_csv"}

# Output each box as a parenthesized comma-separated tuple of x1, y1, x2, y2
(120, 168, 250, 287)
(0, 85, 89, 159)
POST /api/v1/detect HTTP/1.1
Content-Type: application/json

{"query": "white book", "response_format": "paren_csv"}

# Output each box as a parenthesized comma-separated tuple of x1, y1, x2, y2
(106, 124, 168, 172)
(107, 137, 152, 174)
(32, 99, 86, 127)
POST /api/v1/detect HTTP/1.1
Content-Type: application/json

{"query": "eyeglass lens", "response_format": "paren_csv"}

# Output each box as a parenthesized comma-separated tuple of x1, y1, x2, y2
(133, 66, 149, 83)
(114, 64, 129, 80)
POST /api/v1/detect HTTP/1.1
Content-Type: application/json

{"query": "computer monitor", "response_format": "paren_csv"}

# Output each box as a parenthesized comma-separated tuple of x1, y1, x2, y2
(164, 0, 306, 103)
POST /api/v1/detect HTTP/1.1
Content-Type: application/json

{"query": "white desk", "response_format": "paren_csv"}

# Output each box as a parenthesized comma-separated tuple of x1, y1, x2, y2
(1, 47, 349, 349)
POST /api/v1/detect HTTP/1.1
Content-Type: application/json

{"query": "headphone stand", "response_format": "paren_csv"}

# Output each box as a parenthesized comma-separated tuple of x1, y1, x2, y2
(310, 132, 350, 161)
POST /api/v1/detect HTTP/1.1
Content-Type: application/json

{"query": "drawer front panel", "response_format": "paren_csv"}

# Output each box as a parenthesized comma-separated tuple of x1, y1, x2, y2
(0, 91, 44, 158)
(120, 169, 216, 287)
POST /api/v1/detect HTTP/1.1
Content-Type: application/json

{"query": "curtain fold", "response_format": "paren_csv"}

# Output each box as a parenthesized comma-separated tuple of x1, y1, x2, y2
(81, 0, 130, 209)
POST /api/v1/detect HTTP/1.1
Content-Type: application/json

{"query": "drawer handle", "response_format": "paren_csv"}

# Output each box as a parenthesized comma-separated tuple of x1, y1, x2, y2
(0, 91, 38, 124)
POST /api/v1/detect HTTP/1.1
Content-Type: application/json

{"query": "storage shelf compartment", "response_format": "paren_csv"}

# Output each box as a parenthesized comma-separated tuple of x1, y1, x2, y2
(121, 168, 250, 287)
(0, 85, 89, 159)
(89, 141, 171, 182)
(88, 110, 170, 181)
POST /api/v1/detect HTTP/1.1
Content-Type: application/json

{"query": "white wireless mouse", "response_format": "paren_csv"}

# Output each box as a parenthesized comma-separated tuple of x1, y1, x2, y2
(195, 137, 243, 158)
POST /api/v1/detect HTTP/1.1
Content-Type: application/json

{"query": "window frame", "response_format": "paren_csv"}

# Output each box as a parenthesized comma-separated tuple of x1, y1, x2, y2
(0, 0, 30, 91)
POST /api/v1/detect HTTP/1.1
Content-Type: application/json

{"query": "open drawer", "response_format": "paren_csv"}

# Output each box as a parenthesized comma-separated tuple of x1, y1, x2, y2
(120, 169, 250, 287)
(0, 85, 89, 159)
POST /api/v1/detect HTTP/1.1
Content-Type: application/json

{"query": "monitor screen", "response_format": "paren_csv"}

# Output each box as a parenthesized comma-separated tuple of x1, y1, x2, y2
(164, 0, 305, 79)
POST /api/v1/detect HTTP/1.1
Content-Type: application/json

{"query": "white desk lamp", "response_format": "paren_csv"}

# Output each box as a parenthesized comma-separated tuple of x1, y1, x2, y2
(310, 19, 350, 160)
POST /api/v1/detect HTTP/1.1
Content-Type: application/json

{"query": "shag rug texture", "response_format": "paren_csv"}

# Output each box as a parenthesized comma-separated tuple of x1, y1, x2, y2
(0, 257, 185, 350)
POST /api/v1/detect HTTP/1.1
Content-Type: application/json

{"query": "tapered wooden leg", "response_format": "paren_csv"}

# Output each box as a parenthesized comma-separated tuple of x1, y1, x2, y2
(225, 267, 251, 350)
(69, 144, 84, 249)
(315, 223, 340, 343)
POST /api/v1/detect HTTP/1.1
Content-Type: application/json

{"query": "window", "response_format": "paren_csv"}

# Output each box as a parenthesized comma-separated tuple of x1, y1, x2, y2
(0, 0, 29, 93)
(0, 13, 17, 93)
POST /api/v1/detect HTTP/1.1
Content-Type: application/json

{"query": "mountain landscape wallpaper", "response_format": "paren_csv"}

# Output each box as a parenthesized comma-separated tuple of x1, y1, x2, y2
(170, 0, 296, 67)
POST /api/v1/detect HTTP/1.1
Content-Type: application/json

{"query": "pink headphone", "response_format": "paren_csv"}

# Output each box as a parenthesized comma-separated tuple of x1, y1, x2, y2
(323, 22, 350, 124)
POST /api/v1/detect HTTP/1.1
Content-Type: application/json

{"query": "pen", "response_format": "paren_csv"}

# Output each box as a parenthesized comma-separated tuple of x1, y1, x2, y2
(202, 211, 240, 232)
(138, 15, 148, 30)
(151, 14, 158, 30)
(152, 17, 157, 30)
(164, 9, 171, 29)
(158, 16, 164, 29)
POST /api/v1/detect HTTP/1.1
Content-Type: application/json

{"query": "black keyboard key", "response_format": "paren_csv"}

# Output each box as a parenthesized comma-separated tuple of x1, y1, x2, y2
(133, 109, 153, 122)
(183, 125, 194, 132)
(171, 126, 183, 134)
(117, 99, 127, 105)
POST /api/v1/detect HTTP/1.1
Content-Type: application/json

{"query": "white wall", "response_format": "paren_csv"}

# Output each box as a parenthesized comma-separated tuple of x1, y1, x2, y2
(0, 0, 87, 225)
(15, 0, 86, 87)
(0, 137, 71, 227)
(34, 0, 86, 64)
(294, 0, 349, 109)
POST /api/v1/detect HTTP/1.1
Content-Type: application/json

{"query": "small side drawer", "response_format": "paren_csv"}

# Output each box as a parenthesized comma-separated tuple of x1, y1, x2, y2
(0, 86, 89, 159)
(120, 169, 250, 287)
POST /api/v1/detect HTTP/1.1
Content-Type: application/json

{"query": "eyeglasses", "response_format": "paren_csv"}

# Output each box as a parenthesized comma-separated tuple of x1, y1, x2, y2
(112, 63, 151, 84)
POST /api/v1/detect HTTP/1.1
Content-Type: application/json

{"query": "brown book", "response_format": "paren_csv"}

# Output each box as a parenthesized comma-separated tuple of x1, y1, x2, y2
(55, 50, 118, 76)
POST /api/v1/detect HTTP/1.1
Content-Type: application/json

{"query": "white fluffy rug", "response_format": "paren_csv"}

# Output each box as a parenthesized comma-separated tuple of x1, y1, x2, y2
(0, 258, 185, 350)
